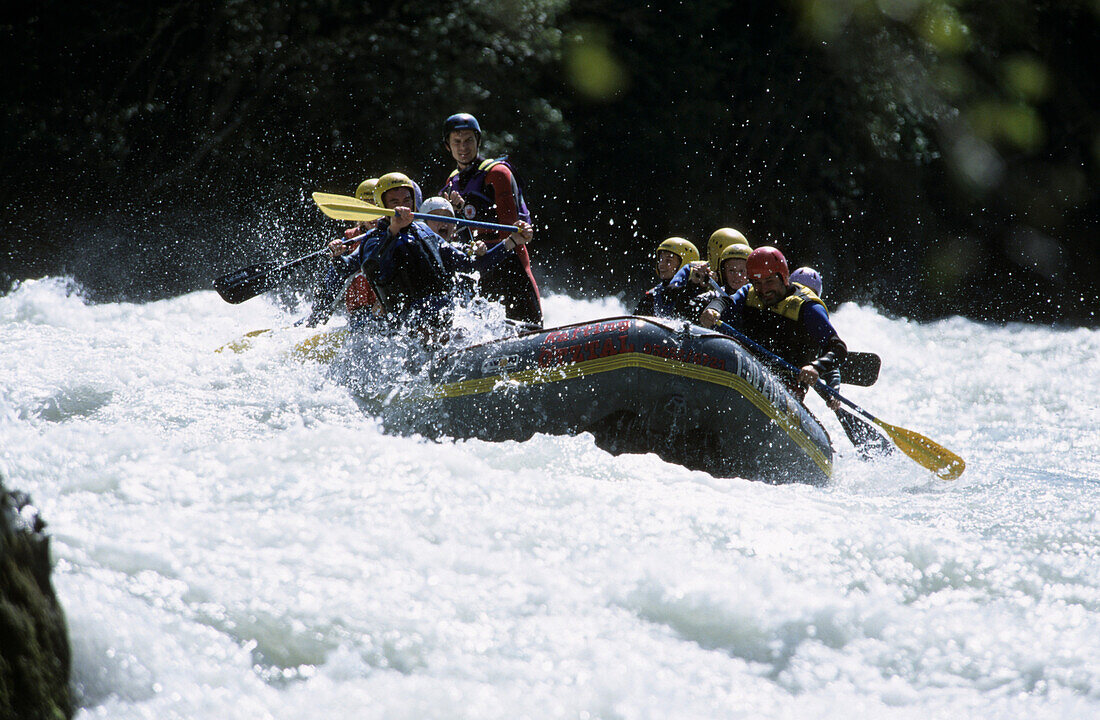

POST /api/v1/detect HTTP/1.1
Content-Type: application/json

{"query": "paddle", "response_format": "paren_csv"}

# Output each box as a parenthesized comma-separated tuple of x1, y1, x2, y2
(713, 318, 963, 479)
(214, 325, 349, 362)
(843, 351, 880, 387)
(312, 192, 520, 233)
(213, 234, 366, 305)
(215, 328, 275, 353)
(703, 279, 963, 478)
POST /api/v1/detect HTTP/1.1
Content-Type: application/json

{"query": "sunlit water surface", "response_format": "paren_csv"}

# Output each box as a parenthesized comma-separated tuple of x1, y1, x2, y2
(2, 277, 1098, 720)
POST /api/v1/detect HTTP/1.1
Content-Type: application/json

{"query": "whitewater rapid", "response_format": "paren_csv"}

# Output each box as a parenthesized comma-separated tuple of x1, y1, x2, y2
(2, 277, 1098, 720)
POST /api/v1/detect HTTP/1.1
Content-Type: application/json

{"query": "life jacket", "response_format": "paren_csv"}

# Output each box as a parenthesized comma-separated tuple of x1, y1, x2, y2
(344, 275, 378, 314)
(740, 283, 830, 372)
(441, 156, 531, 226)
(359, 222, 455, 327)
(340, 228, 380, 314)
(441, 156, 542, 325)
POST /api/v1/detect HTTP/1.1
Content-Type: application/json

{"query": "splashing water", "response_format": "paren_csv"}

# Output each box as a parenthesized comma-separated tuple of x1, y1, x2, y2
(2, 277, 1099, 719)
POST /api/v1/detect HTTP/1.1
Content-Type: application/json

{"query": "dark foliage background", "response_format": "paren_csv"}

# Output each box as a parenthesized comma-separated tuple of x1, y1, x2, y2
(2, 0, 1097, 324)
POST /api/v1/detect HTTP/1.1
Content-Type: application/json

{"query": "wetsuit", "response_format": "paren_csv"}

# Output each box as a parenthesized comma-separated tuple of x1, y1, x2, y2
(441, 157, 541, 325)
(705, 282, 847, 400)
(329, 217, 515, 332)
(635, 264, 712, 322)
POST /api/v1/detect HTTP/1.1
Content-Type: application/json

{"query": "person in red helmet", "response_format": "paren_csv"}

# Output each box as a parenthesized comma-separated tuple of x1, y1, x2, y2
(699, 246, 847, 401)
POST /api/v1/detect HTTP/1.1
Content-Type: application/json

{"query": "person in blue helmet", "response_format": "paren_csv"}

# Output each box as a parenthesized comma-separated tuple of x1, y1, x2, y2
(439, 113, 542, 326)
(634, 237, 711, 320)
(326, 171, 534, 335)
(787, 265, 893, 456)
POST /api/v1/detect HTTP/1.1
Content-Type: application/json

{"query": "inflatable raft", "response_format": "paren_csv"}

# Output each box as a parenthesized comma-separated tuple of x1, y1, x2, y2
(371, 316, 833, 485)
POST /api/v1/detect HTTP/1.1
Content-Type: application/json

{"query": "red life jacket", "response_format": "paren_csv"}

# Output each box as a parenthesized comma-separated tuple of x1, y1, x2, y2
(342, 227, 379, 314)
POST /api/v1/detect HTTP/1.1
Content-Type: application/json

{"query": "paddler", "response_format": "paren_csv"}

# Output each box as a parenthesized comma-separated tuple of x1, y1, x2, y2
(303, 177, 386, 328)
(439, 112, 542, 326)
(699, 246, 847, 402)
(787, 265, 893, 456)
(327, 171, 534, 335)
(634, 237, 711, 321)
(688, 238, 754, 317)
(418, 195, 459, 243)
(705, 227, 750, 279)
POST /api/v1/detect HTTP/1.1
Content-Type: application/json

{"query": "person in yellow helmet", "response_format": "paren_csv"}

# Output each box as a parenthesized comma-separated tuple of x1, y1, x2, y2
(303, 177, 387, 328)
(325, 171, 534, 335)
(633, 237, 709, 320)
(706, 227, 749, 275)
(687, 240, 753, 323)
(715, 240, 752, 294)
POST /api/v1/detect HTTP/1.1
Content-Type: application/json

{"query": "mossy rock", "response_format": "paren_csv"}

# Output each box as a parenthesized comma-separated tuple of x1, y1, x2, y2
(0, 478, 72, 720)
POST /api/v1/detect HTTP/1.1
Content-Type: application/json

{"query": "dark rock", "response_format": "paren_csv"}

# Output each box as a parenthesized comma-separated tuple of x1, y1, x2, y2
(0, 474, 72, 720)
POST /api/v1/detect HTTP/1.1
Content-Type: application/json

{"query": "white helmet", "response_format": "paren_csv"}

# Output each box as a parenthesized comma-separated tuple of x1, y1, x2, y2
(419, 196, 456, 216)
(790, 266, 823, 296)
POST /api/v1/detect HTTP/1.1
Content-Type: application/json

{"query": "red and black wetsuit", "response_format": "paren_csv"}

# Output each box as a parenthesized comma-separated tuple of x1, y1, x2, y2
(441, 157, 541, 325)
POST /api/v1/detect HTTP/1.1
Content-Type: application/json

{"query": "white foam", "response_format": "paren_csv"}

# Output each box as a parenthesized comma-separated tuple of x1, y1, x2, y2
(2, 280, 1099, 719)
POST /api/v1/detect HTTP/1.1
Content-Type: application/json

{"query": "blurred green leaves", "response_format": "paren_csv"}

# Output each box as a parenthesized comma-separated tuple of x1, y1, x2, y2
(4, 0, 1096, 321)
(564, 23, 629, 100)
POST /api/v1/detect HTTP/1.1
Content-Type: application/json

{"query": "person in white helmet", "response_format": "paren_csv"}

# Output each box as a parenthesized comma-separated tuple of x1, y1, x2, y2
(788, 265, 893, 457)
(418, 196, 458, 243)
(789, 266, 822, 296)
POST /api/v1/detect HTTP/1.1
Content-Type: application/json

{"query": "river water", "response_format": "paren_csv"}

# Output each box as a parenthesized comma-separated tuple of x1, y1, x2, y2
(2, 277, 1098, 719)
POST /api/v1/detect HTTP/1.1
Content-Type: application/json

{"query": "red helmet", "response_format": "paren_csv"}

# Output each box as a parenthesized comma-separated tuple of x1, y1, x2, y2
(746, 246, 790, 283)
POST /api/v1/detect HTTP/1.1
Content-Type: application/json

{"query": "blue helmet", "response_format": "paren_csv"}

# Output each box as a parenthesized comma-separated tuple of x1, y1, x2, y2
(790, 266, 823, 296)
(443, 113, 482, 144)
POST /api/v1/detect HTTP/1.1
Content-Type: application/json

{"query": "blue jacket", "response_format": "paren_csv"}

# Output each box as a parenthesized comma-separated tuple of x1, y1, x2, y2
(331, 219, 512, 328)
(634, 265, 710, 320)
(705, 282, 847, 391)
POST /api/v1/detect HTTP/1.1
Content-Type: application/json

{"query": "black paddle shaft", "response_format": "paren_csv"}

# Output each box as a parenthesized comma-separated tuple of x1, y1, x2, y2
(214, 250, 322, 304)
(214, 235, 366, 304)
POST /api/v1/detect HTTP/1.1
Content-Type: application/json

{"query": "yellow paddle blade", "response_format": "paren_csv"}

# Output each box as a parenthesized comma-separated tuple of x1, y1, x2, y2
(215, 328, 273, 353)
(312, 192, 394, 222)
(289, 328, 349, 363)
(873, 418, 966, 480)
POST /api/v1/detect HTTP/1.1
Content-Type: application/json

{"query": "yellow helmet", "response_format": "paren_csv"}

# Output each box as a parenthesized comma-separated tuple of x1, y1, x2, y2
(719, 241, 753, 268)
(655, 237, 700, 271)
(707, 228, 749, 273)
(373, 172, 416, 207)
(354, 177, 378, 202)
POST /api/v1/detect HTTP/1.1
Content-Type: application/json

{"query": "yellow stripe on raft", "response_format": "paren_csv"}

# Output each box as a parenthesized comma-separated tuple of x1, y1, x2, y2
(289, 328, 349, 363)
(404, 353, 832, 477)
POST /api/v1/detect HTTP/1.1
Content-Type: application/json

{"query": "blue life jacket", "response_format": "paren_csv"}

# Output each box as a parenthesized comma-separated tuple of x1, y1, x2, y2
(441, 156, 531, 225)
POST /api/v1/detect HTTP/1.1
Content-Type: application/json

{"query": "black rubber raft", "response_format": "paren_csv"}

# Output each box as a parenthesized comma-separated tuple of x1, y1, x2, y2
(373, 316, 833, 484)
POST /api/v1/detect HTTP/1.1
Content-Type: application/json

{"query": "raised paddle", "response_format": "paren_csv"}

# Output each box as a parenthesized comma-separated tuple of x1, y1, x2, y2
(713, 318, 964, 479)
(312, 192, 520, 233)
(213, 234, 366, 304)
